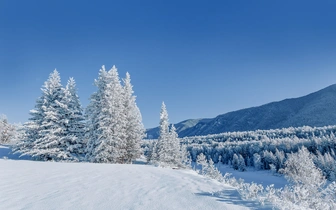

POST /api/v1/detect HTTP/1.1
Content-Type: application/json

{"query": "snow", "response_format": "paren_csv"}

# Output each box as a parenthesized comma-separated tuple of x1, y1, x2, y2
(217, 165, 288, 189)
(0, 146, 274, 210)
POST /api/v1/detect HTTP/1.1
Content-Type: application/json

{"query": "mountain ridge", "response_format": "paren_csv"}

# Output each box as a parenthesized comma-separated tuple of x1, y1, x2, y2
(146, 84, 336, 138)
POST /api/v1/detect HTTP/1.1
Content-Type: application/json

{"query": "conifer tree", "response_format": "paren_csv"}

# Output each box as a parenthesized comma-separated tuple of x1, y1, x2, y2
(85, 66, 127, 163)
(16, 70, 70, 160)
(122, 72, 145, 163)
(0, 115, 15, 144)
(169, 124, 181, 165)
(154, 102, 170, 163)
(61, 78, 86, 159)
(15, 70, 85, 161)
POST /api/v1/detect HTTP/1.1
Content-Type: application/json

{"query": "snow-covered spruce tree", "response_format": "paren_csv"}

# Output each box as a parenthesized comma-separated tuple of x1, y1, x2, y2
(152, 102, 182, 167)
(16, 70, 77, 161)
(61, 78, 86, 159)
(238, 154, 246, 172)
(85, 66, 127, 163)
(153, 102, 170, 164)
(232, 154, 239, 170)
(122, 72, 145, 163)
(168, 124, 181, 165)
(206, 159, 223, 180)
(196, 153, 208, 175)
(0, 115, 15, 144)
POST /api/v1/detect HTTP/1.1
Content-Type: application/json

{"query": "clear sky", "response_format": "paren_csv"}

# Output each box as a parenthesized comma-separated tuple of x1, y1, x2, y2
(1, 0, 336, 128)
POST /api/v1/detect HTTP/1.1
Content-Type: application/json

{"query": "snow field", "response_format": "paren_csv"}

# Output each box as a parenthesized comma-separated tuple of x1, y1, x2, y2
(0, 159, 266, 210)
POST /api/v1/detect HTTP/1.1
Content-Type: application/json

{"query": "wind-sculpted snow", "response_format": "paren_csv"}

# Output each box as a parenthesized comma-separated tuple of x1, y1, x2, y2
(0, 158, 265, 210)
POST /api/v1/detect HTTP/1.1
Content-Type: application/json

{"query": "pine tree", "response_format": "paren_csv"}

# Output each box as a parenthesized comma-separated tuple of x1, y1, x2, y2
(122, 72, 145, 163)
(85, 66, 127, 163)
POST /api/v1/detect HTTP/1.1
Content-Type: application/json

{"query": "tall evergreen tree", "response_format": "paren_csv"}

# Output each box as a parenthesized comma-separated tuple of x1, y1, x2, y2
(169, 124, 181, 165)
(122, 72, 145, 163)
(15, 70, 85, 161)
(61, 78, 86, 159)
(85, 65, 127, 163)
(16, 70, 69, 160)
(154, 102, 170, 163)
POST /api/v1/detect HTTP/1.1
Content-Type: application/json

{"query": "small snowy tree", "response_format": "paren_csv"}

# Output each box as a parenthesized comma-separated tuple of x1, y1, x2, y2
(206, 159, 223, 181)
(196, 153, 208, 175)
(168, 124, 181, 165)
(232, 154, 239, 170)
(0, 115, 15, 144)
(180, 144, 191, 167)
(238, 154, 246, 172)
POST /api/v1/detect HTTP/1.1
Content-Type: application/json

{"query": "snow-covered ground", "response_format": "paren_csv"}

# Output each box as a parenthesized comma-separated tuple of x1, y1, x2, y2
(217, 165, 287, 189)
(0, 146, 282, 210)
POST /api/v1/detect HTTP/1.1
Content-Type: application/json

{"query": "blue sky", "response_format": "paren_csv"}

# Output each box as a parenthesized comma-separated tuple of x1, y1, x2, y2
(1, 0, 336, 128)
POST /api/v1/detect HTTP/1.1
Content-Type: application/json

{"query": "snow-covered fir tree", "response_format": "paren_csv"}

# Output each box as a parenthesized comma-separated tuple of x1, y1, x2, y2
(152, 102, 183, 166)
(153, 102, 170, 163)
(61, 78, 86, 159)
(122, 72, 145, 163)
(196, 153, 207, 175)
(232, 154, 239, 170)
(15, 70, 81, 161)
(0, 115, 15, 144)
(85, 66, 128, 163)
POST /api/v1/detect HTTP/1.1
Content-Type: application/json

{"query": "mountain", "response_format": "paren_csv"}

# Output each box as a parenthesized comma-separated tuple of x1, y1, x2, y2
(146, 84, 336, 138)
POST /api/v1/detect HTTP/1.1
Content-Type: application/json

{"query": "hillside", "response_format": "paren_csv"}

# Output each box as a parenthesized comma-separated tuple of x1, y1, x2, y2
(147, 84, 336, 138)
(0, 146, 272, 210)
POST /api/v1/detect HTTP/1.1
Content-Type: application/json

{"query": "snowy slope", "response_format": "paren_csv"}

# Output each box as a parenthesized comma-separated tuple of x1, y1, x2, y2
(0, 157, 272, 210)
(147, 84, 336, 138)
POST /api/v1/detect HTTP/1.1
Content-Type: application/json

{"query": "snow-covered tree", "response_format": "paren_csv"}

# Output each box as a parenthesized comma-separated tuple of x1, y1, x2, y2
(238, 154, 246, 171)
(154, 102, 170, 163)
(61, 78, 86, 159)
(16, 70, 69, 160)
(85, 66, 127, 163)
(15, 70, 85, 161)
(168, 124, 181, 165)
(232, 154, 239, 170)
(196, 153, 207, 175)
(279, 146, 326, 209)
(122, 72, 145, 163)
(152, 102, 183, 167)
(0, 115, 15, 144)
(206, 159, 223, 180)
(180, 144, 191, 167)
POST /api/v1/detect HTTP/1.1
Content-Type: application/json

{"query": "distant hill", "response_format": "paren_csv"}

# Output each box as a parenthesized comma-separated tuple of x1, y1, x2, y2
(146, 84, 336, 138)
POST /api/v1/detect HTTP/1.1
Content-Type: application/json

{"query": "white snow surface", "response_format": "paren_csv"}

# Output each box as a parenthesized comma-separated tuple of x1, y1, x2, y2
(0, 146, 274, 209)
